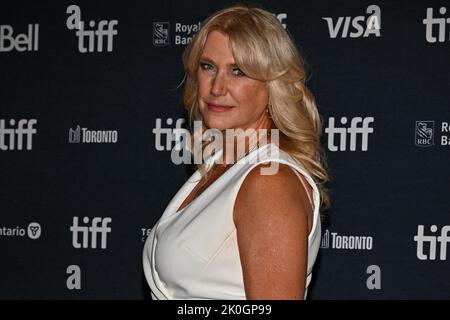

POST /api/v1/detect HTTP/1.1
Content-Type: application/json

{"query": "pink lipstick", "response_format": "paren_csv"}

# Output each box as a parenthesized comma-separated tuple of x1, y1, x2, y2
(207, 103, 234, 112)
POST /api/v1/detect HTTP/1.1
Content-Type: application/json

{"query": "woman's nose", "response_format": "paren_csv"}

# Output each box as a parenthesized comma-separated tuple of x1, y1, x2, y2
(210, 74, 227, 96)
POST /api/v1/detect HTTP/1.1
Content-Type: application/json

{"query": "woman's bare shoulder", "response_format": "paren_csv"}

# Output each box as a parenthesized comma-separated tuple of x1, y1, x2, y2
(233, 162, 310, 223)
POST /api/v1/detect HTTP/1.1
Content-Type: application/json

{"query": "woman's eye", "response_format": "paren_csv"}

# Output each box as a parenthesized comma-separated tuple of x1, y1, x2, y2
(232, 68, 245, 77)
(200, 63, 214, 71)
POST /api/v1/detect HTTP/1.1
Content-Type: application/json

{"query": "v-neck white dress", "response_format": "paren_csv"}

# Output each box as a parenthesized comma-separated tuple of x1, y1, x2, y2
(143, 143, 322, 299)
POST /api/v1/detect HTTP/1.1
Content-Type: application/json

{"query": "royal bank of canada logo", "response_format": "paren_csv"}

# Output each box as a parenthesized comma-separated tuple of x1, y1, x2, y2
(415, 121, 435, 147)
(68, 125, 118, 143)
(321, 229, 373, 250)
(414, 225, 450, 261)
(174, 22, 201, 45)
(0, 222, 42, 239)
(153, 13, 287, 47)
(151, 21, 202, 46)
(414, 120, 450, 147)
(153, 22, 170, 46)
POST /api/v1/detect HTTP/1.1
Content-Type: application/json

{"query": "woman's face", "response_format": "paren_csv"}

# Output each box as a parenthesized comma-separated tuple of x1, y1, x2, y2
(197, 30, 270, 132)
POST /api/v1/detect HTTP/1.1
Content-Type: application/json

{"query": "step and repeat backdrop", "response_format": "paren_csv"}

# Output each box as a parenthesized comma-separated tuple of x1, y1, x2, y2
(1, 0, 449, 299)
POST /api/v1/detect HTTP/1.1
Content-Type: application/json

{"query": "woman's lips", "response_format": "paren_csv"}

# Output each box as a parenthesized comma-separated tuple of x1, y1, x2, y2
(207, 103, 234, 112)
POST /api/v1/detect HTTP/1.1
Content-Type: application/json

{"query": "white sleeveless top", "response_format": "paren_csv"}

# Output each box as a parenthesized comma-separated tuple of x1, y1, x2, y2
(143, 143, 322, 300)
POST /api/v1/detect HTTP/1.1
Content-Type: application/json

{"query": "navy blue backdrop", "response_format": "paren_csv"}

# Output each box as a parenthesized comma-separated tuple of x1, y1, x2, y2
(1, 0, 449, 299)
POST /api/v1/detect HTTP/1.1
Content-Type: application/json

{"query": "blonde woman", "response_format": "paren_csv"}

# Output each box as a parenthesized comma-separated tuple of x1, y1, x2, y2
(143, 4, 330, 300)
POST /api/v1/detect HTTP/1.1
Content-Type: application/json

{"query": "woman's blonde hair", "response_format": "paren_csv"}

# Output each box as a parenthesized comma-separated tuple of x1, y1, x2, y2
(182, 3, 330, 212)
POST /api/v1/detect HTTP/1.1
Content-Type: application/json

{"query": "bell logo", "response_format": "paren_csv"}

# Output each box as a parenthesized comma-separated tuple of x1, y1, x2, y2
(70, 216, 112, 249)
(414, 225, 450, 261)
(0, 24, 39, 52)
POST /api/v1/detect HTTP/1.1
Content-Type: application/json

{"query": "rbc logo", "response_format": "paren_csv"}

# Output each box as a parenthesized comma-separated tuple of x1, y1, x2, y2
(153, 22, 170, 46)
(415, 121, 435, 147)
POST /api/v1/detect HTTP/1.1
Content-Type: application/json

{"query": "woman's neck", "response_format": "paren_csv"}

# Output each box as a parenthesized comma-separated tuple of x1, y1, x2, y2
(220, 117, 274, 167)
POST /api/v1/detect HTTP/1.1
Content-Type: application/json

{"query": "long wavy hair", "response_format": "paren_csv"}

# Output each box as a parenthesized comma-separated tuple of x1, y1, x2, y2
(181, 3, 330, 211)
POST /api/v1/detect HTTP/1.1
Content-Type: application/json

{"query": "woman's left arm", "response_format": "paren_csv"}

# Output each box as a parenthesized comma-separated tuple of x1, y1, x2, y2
(234, 163, 311, 300)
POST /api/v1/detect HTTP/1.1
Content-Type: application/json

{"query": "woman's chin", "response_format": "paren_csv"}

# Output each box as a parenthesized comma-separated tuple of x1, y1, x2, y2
(203, 118, 234, 132)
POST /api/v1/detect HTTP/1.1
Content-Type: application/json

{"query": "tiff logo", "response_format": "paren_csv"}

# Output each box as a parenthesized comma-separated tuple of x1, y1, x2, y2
(70, 216, 112, 249)
(322, 4, 381, 38)
(325, 116, 374, 151)
(66, 5, 118, 53)
(414, 225, 450, 261)
(0, 119, 37, 151)
(0, 24, 38, 52)
(153, 118, 188, 151)
(423, 7, 450, 43)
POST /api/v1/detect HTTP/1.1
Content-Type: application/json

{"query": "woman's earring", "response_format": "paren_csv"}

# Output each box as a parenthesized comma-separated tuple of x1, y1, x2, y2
(266, 105, 272, 118)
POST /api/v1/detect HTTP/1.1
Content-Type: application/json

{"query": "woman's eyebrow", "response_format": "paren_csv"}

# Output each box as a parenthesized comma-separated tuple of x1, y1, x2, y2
(199, 56, 238, 67)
